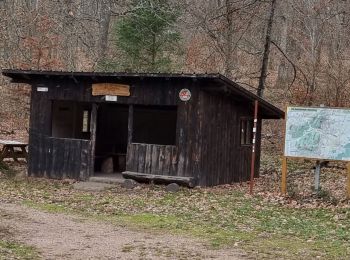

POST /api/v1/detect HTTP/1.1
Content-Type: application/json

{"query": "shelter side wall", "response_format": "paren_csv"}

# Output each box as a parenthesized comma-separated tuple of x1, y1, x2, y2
(28, 83, 91, 180)
(28, 86, 51, 177)
(198, 90, 260, 186)
(29, 86, 52, 136)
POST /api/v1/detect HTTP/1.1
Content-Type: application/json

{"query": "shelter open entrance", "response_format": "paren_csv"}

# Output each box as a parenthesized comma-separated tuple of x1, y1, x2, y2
(94, 104, 178, 176)
(94, 104, 129, 175)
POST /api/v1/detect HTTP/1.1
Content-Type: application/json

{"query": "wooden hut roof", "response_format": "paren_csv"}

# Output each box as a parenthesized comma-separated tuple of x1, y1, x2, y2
(2, 69, 284, 119)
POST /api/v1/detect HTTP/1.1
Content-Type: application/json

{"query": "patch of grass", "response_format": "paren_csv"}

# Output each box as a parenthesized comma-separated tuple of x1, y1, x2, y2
(1, 176, 350, 259)
(0, 240, 40, 260)
(121, 244, 135, 253)
(23, 200, 68, 214)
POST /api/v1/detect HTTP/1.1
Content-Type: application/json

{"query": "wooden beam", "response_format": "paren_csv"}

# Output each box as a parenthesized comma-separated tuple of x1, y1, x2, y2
(128, 105, 134, 145)
(122, 171, 196, 188)
(89, 104, 98, 178)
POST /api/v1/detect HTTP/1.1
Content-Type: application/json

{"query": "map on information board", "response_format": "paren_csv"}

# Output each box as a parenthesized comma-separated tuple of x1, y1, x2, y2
(284, 107, 350, 161)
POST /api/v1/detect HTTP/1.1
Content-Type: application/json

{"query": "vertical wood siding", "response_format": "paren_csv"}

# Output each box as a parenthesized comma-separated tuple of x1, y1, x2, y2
(28, 78, 263, 186)
(198, 90, 259, 186)
(126, 143, 178, 176)
(29, 133, 92, 180)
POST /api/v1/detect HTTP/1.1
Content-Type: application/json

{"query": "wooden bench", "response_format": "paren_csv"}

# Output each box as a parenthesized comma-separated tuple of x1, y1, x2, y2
(122, 171, 196, 187)
(0, 140, 28, 162)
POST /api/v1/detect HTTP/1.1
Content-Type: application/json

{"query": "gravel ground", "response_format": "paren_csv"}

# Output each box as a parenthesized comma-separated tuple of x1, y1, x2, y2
(0, 202, 243, 260)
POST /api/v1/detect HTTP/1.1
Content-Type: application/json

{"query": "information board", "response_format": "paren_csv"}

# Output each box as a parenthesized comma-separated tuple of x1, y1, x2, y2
(284, 107, 350, 161)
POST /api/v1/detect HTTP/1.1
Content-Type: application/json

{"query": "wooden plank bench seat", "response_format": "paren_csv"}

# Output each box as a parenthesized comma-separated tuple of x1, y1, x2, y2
(122, 171, 196, 188)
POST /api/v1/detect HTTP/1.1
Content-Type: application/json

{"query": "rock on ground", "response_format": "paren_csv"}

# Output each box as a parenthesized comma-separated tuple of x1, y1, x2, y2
(165, 183, 180, 193)
(122, 179, 139, 189)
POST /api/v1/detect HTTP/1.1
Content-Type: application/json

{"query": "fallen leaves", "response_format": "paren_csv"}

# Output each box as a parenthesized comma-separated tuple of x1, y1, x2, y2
(0, 158, 350, 258)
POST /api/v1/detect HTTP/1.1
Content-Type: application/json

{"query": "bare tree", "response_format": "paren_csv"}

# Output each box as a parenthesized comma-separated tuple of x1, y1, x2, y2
(257, 0, 277, 97)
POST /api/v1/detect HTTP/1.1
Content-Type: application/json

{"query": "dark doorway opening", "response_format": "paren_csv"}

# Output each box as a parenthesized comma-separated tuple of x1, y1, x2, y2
(94, 104, 129, 175)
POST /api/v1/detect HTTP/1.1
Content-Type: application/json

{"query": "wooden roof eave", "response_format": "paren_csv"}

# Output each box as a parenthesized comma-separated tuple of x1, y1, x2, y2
(2, 69, 284, 119)
(216, 75, 284, 119)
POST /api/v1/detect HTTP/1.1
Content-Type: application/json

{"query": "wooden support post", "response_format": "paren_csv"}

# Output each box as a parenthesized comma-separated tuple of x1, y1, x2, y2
(249, 100, 259, 194)
(128, 105, 134, 145)
(89, 103, 98, 178)
(10, 147, 18, 162)
(315, 160, 321, 191)
(347, 162, 350, 199)
(281, 156, 287, 194)
(0, 146, 6, 162)
(21, 147, 28, 162)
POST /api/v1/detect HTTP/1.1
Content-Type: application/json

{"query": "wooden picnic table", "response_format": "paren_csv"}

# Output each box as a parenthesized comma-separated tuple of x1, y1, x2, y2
(0, 140, 28, 162)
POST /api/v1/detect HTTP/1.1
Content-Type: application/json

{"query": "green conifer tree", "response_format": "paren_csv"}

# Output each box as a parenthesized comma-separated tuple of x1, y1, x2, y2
(105, 0, 182, 72)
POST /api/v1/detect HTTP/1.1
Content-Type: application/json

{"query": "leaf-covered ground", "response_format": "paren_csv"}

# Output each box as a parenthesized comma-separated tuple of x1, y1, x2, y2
(0, 159, 349, 259)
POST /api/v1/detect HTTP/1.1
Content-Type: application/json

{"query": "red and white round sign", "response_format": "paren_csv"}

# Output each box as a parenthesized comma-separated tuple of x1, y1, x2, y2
(179, 88, 191, 101)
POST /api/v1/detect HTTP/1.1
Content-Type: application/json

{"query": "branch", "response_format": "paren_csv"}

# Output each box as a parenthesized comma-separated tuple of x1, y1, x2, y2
(270, 40, 297, 91)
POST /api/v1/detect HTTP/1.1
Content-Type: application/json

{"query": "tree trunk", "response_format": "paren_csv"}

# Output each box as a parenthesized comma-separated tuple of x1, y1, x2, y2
(274, 1, 290, 88)
(96, 0, 112, 67)
(257, 0, 277, 97)
(224, 0, 234, 78)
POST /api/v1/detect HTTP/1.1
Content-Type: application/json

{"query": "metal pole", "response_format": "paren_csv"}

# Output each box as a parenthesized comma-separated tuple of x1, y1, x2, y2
(250, 100, 259, 194)
(314, 105, 324, 192)
(315, 160, 321, 191)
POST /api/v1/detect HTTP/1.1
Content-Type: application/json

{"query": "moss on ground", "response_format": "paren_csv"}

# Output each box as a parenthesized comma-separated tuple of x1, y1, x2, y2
(0, 240, 40, 260)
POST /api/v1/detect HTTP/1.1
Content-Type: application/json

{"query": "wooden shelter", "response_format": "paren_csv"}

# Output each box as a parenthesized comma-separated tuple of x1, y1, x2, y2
(2, 70, 284, 187)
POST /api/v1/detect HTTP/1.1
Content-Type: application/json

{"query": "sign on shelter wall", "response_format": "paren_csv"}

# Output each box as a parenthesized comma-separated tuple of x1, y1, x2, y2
(92, 83, 130, 96)
(284, 107, 350, 161)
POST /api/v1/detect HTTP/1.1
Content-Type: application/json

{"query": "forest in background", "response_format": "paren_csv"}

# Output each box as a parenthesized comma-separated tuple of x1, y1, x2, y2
(1, 0, 350, 146)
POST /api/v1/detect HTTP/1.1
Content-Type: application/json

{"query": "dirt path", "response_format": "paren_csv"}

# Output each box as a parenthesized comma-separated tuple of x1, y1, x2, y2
(0, 203, 244, 260)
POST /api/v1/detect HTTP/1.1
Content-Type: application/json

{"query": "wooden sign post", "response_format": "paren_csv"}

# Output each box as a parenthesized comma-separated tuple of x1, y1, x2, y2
(281, 156, 287, 194)
(347, 162, 350, 199)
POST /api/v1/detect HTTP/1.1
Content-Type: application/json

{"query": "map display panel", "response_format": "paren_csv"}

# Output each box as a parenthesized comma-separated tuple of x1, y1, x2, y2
(285, 107, 350, 161)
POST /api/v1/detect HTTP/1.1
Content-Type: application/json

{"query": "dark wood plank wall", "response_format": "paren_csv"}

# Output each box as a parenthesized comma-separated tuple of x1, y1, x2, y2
(28, 77, 262, 185)
(29, 78, 202, 182)
(198, 90, 261, 186)
(124, 80, 201, 181)
(28, 87, 52, 177)
(29, 133, 92, 180)
(39, 78, 184, 106)
(126, 144, 177, 175)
